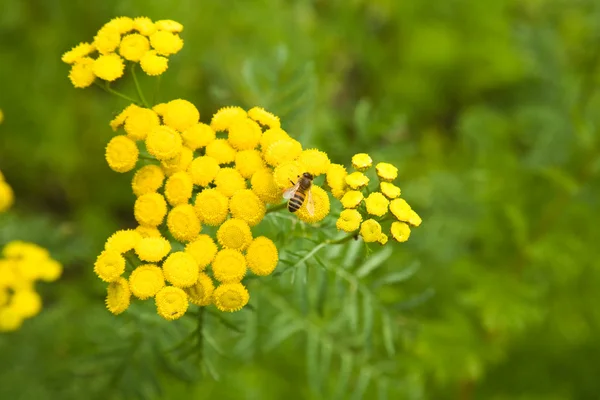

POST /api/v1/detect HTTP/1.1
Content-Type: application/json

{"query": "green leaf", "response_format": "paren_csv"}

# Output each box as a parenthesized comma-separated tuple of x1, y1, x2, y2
(355, 247, 393, 278)
(333, 353, 353, 400)
(352, 369, 372, 400)
(348, 287, 359, 333)
(306, 330, 321, 394)
(374, 262, 421, 287)
(262, 321, 304, 352)
(381, 313, 396, 357)
(362, 294, 374, 354)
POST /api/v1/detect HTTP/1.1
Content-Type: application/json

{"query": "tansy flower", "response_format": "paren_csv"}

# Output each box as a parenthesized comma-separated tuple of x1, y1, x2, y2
(185, 234, 217, 270)
(167, 204, 201, 242)
(161, 147, 193, 177)
(105, 229, 141, 254)
(212, 249, 247, 283)
(235, 149, 265, 179)
(378, 233, 389, 245)
(140, 50, 168, 76)
(69, 57, 95, 88)
(106, 277, 131, 315)
(105, 135, 139, 173)
(194, 189, 229, 226)
(162, 252, 199, 288)
(0, 181, 14, 212)
(251, 168, 281, 204)
(145, 125, 183, 160)
(352, 153, 372, 171)
(129, 264, 165, 299)
(110, 104, 138, 131)
(105, 16, 134, 34)
(298, 149, 331, 176)
(297, 186, 330, 223)
(135, 236, 171, 262)
(155, 286, 188, 320)
(213, 283, 249, 312)
(206, 139, 236, 165)
(326, 163, 348, 199)
(155, 19, 184, 33)
(94, 25, 121, 55)
(38, 259, 62, 282)
(265, 139, 303, 167)
(376, 162, 398, 181)
(132, 165, 165, 196)
(61, 42, 95, 64)
(228, 118, 262, 150)
(346, 172, 369, 190)
(136, 225, 161, 238)
(391, 221, 411, 242)
(211, 106, 247, 132)
(134, 192, 167, 226)
(360, 219, 382, 243)
(408, 210, 422, 227)
(11, 290, 42, 318)
(336, 209, 362, 232)
(365, 192, 389, 217)
(94, 250, 126, 282)
(246, 237, 278, 276)
(260, 128, 290, 152)
(380, 182, 401, 199)
(93, 54, 125, 82)
(187, 156, 220, 186)
(216, 218, 252, 251)
(164, 171, 193, 206)
(149, 30, 183, 56)
(248, 106, 280, 129)
(119, 33, 150, 61)
(185, 273, 214, 306)
(0, 307, 23, 332)
(162, 99, 199, 132)
(389, 198, 412, 222)
(341, 190, 364, 209)
(133, 17, 157, 36)
(273, 161, 305, 190)
(124, 107, 160, 141)
(229, 189, 266, 227)
(214, 168, 246, 197)
(182, 123, 215, 150)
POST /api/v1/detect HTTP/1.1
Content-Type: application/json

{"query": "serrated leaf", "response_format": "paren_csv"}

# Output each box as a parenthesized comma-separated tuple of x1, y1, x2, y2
(362, 294, 374, 354)
(348, 287, 359, 333)
(343, 240, 364, 268)
(352, 369, 372, 400)
(381, 313, 395, 357)
(203, 357, 220, 381)
(306, 330, 321, 394)
(396, 287, 436, 311)
(316, 264, 329, 316)
(374, 262, 421, 287)
(320, 342, 333, 393)
(355, 247, 393, 278)
(333, 353, 353, 400)
(263, 321, 304, 352)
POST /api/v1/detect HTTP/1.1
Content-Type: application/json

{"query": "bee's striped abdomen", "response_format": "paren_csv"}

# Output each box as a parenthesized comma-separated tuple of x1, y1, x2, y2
(288, 191, 305, 213)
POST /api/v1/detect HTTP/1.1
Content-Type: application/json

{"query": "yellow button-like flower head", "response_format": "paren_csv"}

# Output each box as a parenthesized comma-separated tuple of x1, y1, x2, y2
(326, 163, 348, 199)
(365, 192, 389, 217)
(155, 20, 184, 33)
(133, 17, 157, 36)
(360, 219, 382, 243)
(105, 229, 141, 254)
(140, 50, 168, 76)
(246, 237, 278, 276)
(124, 107, 160, 141)
(206, 139, 236, 165)
(132, 165, 165, 196)
(185, 273, 214, 306)
(110, 104, 137, 131)
(408, 210, 422, 227)
(167, 204, 201, 242)
(134, 192, 167, 226)
(106, 277, 131, 315)
(164, 171, 193, 206)
(119, 33, 150, 61)
(155, 286, 188, 320)
(188, 156, 220, 186)
(340, 190, 364, 209)
(211, 106, 247, 132)
(273, 161, 305, 190)
(194, 189, 229, 226)
(94, 250, 125, 282)
(260, 128, 290, 152)
(105, 135, 139, 173)
(213, 283, 249, 312)
(216, 218, 253, 251)
(228, 118, 262, 150)
(235, 149, 265, 179)
(162, 99, 199, 132)
(93, 54, 125, 82)
(162, 252, 199, 288)
(129, 264, 165, 299)
(214, 168, 246, 198)
(297, 186, 330, 223)
(61, 42, 95, 64)
(251, 168, 281, 204)
(212, 249, 247, 283)
(94, 25, 121, 55)
(105, 17, 134, 34)
(352, 153, 372, 171)
(265, 139, 303, 167)
(162, 147, 193, 177)
(69, 57, 95, 88)
(389, 198, 412, 222)
(336, 209, 362, 232)
(229, 189, 266, 227)
(136, 225, 161, 238)
(378, 233, 389, 245)
(185, 234, 217, 270)
(182, 123, 215, 150)
(145, 125, 183, 161)
(345, 172, 369, 190)
(390, 221, 411, 242)
(297, 149, 331, 177)
(248, 107, 280, 129)
(380, 182, 401, 199)
(376, 162, 398, 181)
(135, 237, 171, 262)
(150, 30, 183, 56)
(0, 181, 14, 212)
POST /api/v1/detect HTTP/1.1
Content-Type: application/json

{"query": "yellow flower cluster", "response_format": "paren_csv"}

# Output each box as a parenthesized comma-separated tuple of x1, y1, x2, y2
(333, 153, 421, 244)
(0, 241, 62, 332)
(0, 170, 14, 213)
(61, 17, 184, 88)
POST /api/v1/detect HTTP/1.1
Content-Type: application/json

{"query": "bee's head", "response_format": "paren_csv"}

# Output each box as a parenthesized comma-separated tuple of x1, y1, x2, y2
(302, 172, 313, 180)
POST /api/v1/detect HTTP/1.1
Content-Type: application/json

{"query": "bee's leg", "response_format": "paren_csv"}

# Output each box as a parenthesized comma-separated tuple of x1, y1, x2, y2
(289, 179, 295, 185)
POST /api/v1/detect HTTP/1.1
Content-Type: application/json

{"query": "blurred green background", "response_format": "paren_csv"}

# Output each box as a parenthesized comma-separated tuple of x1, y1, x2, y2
(2, 0, 600, 399)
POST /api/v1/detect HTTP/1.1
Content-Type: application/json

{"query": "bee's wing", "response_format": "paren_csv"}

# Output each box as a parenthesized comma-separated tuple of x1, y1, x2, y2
(283, 182, 300, 199)
(306, 188, 315, 216)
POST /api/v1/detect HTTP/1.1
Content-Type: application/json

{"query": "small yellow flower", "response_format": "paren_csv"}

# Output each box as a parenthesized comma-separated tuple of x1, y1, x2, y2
(352, 153, 372, 171)
(129, 264, 165, 299)
(140, 50, 168, 76)
(376, 162, 398, 181)
(124, 107, 160, 141)
(336, 209, 362, 232)
(251, 168, 281, 204)
(133, 17, 157, 36)
(408, 210, 422, 227)
(93, 53, 125, 82)
(61, 42, 95, 64)
(164, 171, 193, 206)
(161, 147, 194, 177)
(162, 252, 199, 288)
(136, 225, 161, 238)
(273, 161, 305, 190)
(0, 307, 23, 332)
(340, 190, 364, 209)
(0, 181, 14, 212)
(105, 229, 141, 254)
(229, 189, 266, 227)
(260, 128, 290, 152)
(105, 17, 134, 34)
(167, 204, 201, 242)
(297, 186, 330, 223)
(235, 149, 265, 179)
(360, 219, 382, 243)
(94, 25, 121, 55)
(378, 233, 389, 245)
(228, 118, 262, 150)
(213, 282, 249, 312)
(162, 99, 199, 133)
(211, 106, 247, 132)
(248, 106, 280, 128)
(134, 192, 167, 227)
(155, 286, 188, 320)
(110, 104, 137, 131)
(326, 163, 348, 198)
(214, 168, 246, 197)
(150, 30, 183, 56)
(298, 149, 331, 176)
(105, 135, 139, 173)
(68, 57, 95, 88)
(246, 236, 278, 276)
(365, 192, 389, 217)
(390, 221, 411, 242)
(188, 156, 220, 186)
(216, 219, 253, 251)
(135, 236, 171, 262)
(265, 139, 303, 167)
(94, 250, 126, 282)
(106, 277, 131, 315)
(194, 189, 229, 226)
(212, 249, 247, 283)
(145, 125, 183, 161)
(38, 259, 62, 282)
(185, 234, 217, 270)
(182, 123, 215, 150)
(11, 290, 42, 318)
(119, 33, 150, 61)
(389, 198, 412, 222)
(206, 139, 236, 165)
(380, 182, 401, 199)
(132, 165, 165, 196)
(346, 172, 369, 190)
(155, 20, 184, 33)
(185, 273, 214, 306)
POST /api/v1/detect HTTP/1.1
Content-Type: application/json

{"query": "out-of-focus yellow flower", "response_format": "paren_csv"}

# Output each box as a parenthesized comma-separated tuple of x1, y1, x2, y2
(336, 209, 362, 232)
(228, 118, 262, 150)
(390, 221, 411, 242)
(182, 123, 215, 150)
(360, 219, 382, 243)
(135, 236, 171, 262)
(376, 162, 398, 181)
(0, 307, 22, 331)
(105, 229, 141, 254)
(229, 189, 266, 227)
(341, 190, 364, 209)
(162, 99, 199, 132)
(378, 233, 388, 245)
(260, 128, 290, 152)
(326, 163, 348, 199)
(132, 165, 165, 196)
(94, 250, 126, 282)
(265, 139, 303, 167)
(140, 50, 168, 76)
(246, 237, 278, 276)
(167, 204, 201, 242)
(188, 156, 220, 187)
(106, 277, 131, 315)
(216, 218, 253, 251)
(105, 135, 139, 173)
(389, 198, 412, 222)
(133, 17, 157, 36)
(69, 57, 95, 88)
(211, 106, 247, 132)
(0, 181, 14, 212)
(194, 189, 229, 226)
(145, 125, 183, 161)
(162, 252, 199, 288)
(129, 264, 165, 299)
(110, 104, 137, 131)
(365, 192, 389, 217)
(150, 30, 183, 56)
(251, 168, 282, 204)
(235, 149, 265, 179)
(298, 149, 331, 177)
(213, 282, 249, 312)
(161, 147, 194, 177)
(185, 273, 213, 306)
(407, 210, 422, 227)
(380, 182, 401, 199)
(212, 249, 247, 283)
(93, 54, 125, 81)
(94, 25, 121, 55)
(352, 153, 372, 171)
(248, 107, 280, 129)
(206, 139, 236, 165)
(185, 234, 217, 270)
(297, 186, 330, 223)
(155, 286, 188, 320)
(119, 33, 150, 61)
(164, 171, 193, 206)
(155, 20, 184, 33)
(124, 107, 160, 141)
(346, 172, 369, 190)
(11, 290, 42, 318)
(61, 42, 95, 64)
(135, 225, 161, 238)
(273, 161, 305, 190)
(214, 168, 246, 198)
(134, 192, 167, 226)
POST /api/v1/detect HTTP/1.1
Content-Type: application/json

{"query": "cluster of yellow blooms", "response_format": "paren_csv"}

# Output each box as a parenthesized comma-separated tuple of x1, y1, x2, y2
(61, 17, 184, 88)
(328, 153, 422, 244)
(0, 170, 13, 213)
(0, 241, 62, 331)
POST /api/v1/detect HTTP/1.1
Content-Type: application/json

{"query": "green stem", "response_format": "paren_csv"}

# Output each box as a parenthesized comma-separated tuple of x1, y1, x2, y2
(266, 202, 288, 214)
(131, 64, 150, 107)
(152, 74, 162, 105)
(325, 231, 358, 245)
(94, 81, 140, 104)
(138, 154, 157, 162)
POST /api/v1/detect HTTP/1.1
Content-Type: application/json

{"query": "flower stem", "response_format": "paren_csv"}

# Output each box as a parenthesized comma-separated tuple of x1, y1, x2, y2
(152, 74, 162, 105)
(266, 202, 288, 214)
(94, 81, 140, 104)
(325, 231, 358, 245)
(131, 64, 150, 107)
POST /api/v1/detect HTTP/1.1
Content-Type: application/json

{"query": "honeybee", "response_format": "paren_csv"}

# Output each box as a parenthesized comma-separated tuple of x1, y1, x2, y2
(283, 172, 315, 216)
